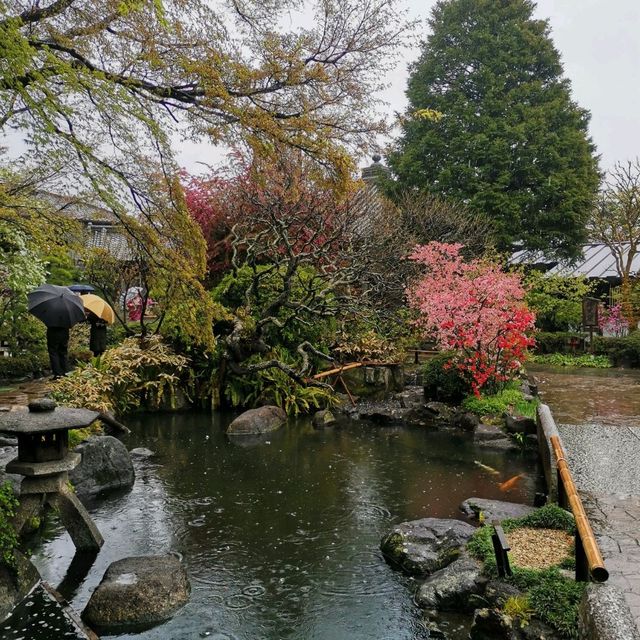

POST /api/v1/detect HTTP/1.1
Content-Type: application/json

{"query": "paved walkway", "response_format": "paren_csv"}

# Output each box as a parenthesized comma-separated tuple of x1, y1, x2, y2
(533, 365, 640, 631)
(559, 423, 640, 631)
(0, 378, 49, 411)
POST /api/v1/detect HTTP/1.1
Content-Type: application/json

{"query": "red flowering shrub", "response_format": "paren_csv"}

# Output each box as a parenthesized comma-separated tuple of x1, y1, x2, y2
(407, 242, 535, 395)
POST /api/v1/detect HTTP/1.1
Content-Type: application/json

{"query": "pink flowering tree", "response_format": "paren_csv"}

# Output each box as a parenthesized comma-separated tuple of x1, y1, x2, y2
(407, 242, 535, 395)
(599, 303, 629, 337)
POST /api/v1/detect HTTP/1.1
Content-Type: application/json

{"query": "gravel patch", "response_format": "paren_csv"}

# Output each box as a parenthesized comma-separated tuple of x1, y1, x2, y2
(508, 527, 573, 569)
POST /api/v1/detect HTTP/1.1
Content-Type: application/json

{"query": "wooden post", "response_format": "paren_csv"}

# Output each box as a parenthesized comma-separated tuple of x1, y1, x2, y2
(575, 531, 589, 582)
(491, 523, 512, 578)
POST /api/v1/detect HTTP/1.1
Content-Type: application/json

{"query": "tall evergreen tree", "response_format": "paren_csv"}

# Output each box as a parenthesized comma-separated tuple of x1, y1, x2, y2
(387, 0, 600, 259)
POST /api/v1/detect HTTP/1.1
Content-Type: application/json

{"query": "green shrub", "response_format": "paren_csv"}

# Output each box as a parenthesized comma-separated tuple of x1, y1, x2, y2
(421, 352, 471, 403)
(593, 333, 640, 367)
(524, 272, 592, 332)
(0, 352, 49, 380)
(503, 595, 534, 628)
(51, 335, 189, 415)
(461, 382, 538, 419)
(212, 265, 335, 356)
(224, 348, 336, 415)
(533, 331, 584, 354)
(528, 353, 612, 368)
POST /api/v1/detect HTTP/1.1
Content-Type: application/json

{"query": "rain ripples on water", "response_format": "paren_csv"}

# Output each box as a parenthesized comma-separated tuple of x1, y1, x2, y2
(20, 412, 540, 639)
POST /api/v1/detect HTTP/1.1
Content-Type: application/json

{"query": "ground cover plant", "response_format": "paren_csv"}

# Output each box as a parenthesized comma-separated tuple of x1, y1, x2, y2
(467, 504, 583, 639)
(461, 382, 539, 419)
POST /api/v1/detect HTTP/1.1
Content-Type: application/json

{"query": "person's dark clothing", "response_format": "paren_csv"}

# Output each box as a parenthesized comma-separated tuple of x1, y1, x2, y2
(89, 316, 108, 357)
(47, 326, 69, 377)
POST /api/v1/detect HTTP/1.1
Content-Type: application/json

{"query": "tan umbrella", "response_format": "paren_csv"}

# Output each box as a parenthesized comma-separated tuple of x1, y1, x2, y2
(81, 294, 116, 324)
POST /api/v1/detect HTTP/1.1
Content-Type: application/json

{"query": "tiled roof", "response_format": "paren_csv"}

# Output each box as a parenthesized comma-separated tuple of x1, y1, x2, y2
(509, 243, 635, 279)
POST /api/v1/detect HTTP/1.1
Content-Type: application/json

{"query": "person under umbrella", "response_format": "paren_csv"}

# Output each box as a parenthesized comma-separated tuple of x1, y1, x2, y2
(87, 312, 108, 357)
(81, 294, 115, 357)
(27, 284, 85, 379)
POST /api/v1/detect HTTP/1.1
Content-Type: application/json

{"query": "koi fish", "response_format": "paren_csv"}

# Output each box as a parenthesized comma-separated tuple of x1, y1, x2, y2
(474, 460, 501, 476)
(499, 473, 525, 492)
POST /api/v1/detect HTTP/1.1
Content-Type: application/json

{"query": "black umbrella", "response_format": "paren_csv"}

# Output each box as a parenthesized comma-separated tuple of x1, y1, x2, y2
(27, 284, 86, 328)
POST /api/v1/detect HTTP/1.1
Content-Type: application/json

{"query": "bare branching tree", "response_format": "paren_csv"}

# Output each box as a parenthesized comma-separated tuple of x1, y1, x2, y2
(590, 159, 640, 283)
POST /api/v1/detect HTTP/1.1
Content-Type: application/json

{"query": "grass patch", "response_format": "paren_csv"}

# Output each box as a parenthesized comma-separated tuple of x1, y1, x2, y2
(467, 504, 581, 639)
(529, 353, 612, 368)
(461, 382, 539, 419)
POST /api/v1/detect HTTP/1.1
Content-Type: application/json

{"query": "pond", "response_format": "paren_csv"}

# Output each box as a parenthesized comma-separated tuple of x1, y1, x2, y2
(20, 412, 541, 639)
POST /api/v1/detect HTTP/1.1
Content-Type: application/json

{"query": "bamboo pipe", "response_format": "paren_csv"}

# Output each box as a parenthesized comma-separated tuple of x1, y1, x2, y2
(550, 435, 609, 582)
(312, 362, 363, 380)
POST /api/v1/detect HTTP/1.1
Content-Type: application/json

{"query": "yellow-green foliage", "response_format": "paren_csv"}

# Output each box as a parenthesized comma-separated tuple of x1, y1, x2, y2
(51, 335, 189, 415)
(503, 595, 534, 628)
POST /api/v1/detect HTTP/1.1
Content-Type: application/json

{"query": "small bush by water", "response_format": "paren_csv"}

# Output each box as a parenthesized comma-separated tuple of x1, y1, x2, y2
(461, 382, 538, 419)
(421, 352, 471, 403)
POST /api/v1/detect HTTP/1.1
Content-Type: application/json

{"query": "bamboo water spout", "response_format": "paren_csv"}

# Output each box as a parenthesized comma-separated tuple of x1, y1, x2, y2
(550, 435, 608, 582)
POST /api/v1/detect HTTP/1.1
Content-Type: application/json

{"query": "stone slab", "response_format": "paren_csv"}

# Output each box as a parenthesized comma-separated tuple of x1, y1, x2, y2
(460, 497, 535, 523)
(6, 452, 81, 476)
(0, 408, 99, 434)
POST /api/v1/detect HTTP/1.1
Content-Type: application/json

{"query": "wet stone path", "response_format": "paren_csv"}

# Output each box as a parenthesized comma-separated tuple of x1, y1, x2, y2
(532, 365, 640, 632)
(0, 378, 49, 411)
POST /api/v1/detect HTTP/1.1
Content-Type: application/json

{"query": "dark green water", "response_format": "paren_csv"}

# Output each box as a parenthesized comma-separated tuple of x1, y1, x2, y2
(26, 413, 541, 639)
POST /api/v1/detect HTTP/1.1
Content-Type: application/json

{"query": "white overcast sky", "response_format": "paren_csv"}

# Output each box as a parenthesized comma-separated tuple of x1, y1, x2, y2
(177, 0, 640, 175)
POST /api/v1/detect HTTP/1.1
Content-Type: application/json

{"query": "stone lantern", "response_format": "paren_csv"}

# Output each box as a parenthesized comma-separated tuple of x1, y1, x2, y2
(0, 399, 104, 552)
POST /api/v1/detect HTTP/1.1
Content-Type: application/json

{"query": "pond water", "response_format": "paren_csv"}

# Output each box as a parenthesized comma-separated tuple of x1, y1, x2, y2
(23, 412, 541, 639)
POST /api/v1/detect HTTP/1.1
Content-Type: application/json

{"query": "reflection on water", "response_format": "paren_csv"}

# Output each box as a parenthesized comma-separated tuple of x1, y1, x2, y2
(27, 413, 541, 639)
(531, 364, 640, 425)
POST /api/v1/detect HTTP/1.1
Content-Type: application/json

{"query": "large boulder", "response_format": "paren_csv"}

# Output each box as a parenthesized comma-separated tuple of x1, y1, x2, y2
(415, 554, 487, 611)
(227, 406, 287, 436)
(69, 436, 135, 499)
(460, 498, 535, 523)
(312, 410, 337, 429)
(380, 518, 476, 577)
(0, 551, 40, 621)
(82, 555, 190, 633)
(578, 583, 640, 640)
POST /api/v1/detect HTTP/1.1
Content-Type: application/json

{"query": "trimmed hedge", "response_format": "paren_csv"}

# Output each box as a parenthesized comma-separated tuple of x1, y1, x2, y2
(593, 333, 640, 367)
(533, 332, 583, 355)
(0, 352, 49, 380)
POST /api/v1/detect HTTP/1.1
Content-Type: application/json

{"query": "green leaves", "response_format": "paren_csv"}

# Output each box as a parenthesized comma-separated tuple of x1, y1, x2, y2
(388, 0, 599, 259)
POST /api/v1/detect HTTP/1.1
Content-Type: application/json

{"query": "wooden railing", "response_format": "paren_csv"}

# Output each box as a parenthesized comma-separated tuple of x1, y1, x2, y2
(550, 435, 609, 583)
(406, 348, 438, 364)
